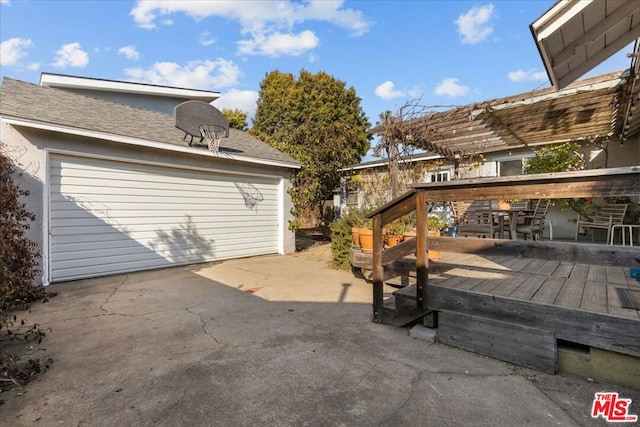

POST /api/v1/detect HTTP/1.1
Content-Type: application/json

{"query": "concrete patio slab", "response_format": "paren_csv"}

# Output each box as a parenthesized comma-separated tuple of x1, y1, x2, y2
(1, 245, 638, 426)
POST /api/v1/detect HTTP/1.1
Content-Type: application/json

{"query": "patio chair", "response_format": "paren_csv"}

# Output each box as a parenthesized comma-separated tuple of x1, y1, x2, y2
(452, 200, 500, 238)
(575, 203, 628, 243)
(515, 199, 551, 240)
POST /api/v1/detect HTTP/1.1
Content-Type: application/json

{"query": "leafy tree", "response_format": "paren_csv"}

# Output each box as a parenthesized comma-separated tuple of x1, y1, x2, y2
(251, 70, 371, 226)
(523, 141, 592, 215)
(523, 141, 584, 174)
(222, 108, 249, 131)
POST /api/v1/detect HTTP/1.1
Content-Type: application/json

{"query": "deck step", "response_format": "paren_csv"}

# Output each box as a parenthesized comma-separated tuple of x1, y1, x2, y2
(382, 305, 430, 327)
(393, 284, 418, 300)
(385, 276, 416, 288)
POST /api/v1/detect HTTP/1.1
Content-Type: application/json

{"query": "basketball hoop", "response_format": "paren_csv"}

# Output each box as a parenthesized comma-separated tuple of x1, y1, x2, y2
(200, 124, 228, 153)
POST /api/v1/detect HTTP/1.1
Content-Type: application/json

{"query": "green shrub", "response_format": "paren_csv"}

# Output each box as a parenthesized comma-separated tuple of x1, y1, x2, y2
(330, 218, 353, 269)
(330, 207, 375, 269)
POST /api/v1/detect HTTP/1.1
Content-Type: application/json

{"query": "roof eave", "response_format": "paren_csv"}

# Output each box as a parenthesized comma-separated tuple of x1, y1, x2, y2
(1, 116, 301, 170)
(39, 73, 221, 103)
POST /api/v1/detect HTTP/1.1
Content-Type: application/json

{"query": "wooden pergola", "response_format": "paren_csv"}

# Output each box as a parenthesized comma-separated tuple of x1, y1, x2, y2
(372, 70, 640, 160)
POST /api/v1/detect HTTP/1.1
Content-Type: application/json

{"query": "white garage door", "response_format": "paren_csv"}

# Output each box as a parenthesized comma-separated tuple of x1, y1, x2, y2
(49, 154, 280, 282)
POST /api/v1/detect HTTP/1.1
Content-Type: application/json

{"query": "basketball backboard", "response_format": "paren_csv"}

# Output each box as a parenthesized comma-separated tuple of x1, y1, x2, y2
(174, 100, 229, 146)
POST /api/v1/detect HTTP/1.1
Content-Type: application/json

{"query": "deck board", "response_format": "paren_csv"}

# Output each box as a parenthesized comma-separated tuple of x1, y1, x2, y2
(536, 260, 561, 276)
(552, 262, 574, 278)
(554, 275, 585, 309)
(509, 274, 547, 300)
(606, 266, 629, 285)
(581, 280, 608, 313)
(530, 276, 565, 304)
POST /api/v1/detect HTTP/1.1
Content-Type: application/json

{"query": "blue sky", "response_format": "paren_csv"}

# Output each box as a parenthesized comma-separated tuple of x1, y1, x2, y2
(1, 0, 634, 152)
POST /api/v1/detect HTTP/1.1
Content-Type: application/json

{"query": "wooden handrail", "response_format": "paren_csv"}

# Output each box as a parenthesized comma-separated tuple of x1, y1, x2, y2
(368, 189, 424, 323)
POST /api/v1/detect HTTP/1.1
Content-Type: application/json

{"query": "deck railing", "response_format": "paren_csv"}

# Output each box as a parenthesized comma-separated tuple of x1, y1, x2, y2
(366, 166, 640, 324)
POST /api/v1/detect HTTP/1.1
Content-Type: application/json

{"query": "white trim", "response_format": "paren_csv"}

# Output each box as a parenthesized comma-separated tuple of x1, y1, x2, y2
(534, 0, 593, 41)
(40, 73, 220, 102)
(42, 150, 50, 286)
(341, 154, 443, 172)
(278, 178, 285, 254)
(2, 117, 301, 170)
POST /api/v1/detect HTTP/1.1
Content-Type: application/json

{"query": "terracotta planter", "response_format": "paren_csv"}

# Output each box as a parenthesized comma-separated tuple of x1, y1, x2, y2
(497, 200, 511, 210)
(351, 227, 360, 246)
(427, 230, 441, 260)
(387, 235, 403, 247)
(403, 230, 417, 240)
(359, 228, 373, 253)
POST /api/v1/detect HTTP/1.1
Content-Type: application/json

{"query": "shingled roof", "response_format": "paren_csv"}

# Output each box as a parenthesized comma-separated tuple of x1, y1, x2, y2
(0, 77, 299, 168)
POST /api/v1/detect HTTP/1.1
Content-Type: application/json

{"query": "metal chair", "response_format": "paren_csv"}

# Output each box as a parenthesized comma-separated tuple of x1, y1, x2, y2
(575, 203, 628, 243)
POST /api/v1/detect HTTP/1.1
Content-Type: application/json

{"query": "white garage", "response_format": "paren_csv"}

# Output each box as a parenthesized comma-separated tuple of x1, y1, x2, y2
(49, 154, 281, 282)
(0, 75, 299, 285)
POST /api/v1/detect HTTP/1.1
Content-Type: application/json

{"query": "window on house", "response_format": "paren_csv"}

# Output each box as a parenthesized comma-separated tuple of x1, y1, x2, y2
(498, 159, 524, 177)
(429, 170, 451, 182)
(346, 191, 358, 206)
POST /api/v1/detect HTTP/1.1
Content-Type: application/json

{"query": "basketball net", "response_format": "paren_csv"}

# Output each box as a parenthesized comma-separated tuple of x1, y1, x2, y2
(200, 125, 226, 153)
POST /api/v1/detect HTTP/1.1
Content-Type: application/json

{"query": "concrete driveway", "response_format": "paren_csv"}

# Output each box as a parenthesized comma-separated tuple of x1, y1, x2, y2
(2, 245, 638, 426)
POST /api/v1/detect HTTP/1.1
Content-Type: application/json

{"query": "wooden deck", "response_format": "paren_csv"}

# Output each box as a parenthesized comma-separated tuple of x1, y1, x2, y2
(420, 252, 639, 320)
(360, 167, 640, 373)
(393, 251, 640, 367)
(351, 241, 640, 372)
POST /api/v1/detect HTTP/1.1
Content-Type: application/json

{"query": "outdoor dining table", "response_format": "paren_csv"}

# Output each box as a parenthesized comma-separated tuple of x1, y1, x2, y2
(494, 207, 534, 240)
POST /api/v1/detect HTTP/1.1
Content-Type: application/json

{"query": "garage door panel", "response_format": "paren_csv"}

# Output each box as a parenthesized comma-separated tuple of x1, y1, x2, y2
(50, 214, 278, 228)
(51, 207, 279, 220)
(50, 155, 281, 282)
(52, 184, 279, 200)
(55, 174, 279, 194)
(53, 158, 279, 189)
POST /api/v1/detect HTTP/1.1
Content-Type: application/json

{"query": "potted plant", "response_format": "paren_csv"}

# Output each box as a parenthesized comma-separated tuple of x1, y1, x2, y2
(358, 218, 374, 253)
(385, 219, 408, 247)
(427, 214, 448, 261)
(427, 214, 449, 236)
(341, 207, 369, 246)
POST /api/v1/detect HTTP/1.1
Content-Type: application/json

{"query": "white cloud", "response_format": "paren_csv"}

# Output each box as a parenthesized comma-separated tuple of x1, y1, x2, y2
(1, 0, 11, 5)
(200, 31, 216, 46)
(124, 58, 241, 89)
(0, 37, 33, 66)
(507, 68, 547, 82)
(375, 81, 405, 100)
(27, 62, 40, 71)
(237, 30, 318, 57)
(118, 45, 140, 60)
(434, 78, 469, 97)
(53, 42, 89, 68)
(214, 88, 259, 121)
(455, 4, 495, 44)
(130, 0, 370, 57)
(130, 0, 370, 34)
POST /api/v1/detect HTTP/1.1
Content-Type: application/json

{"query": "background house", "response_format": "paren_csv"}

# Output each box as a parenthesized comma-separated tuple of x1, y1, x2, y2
(0, 74, 300, 285)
